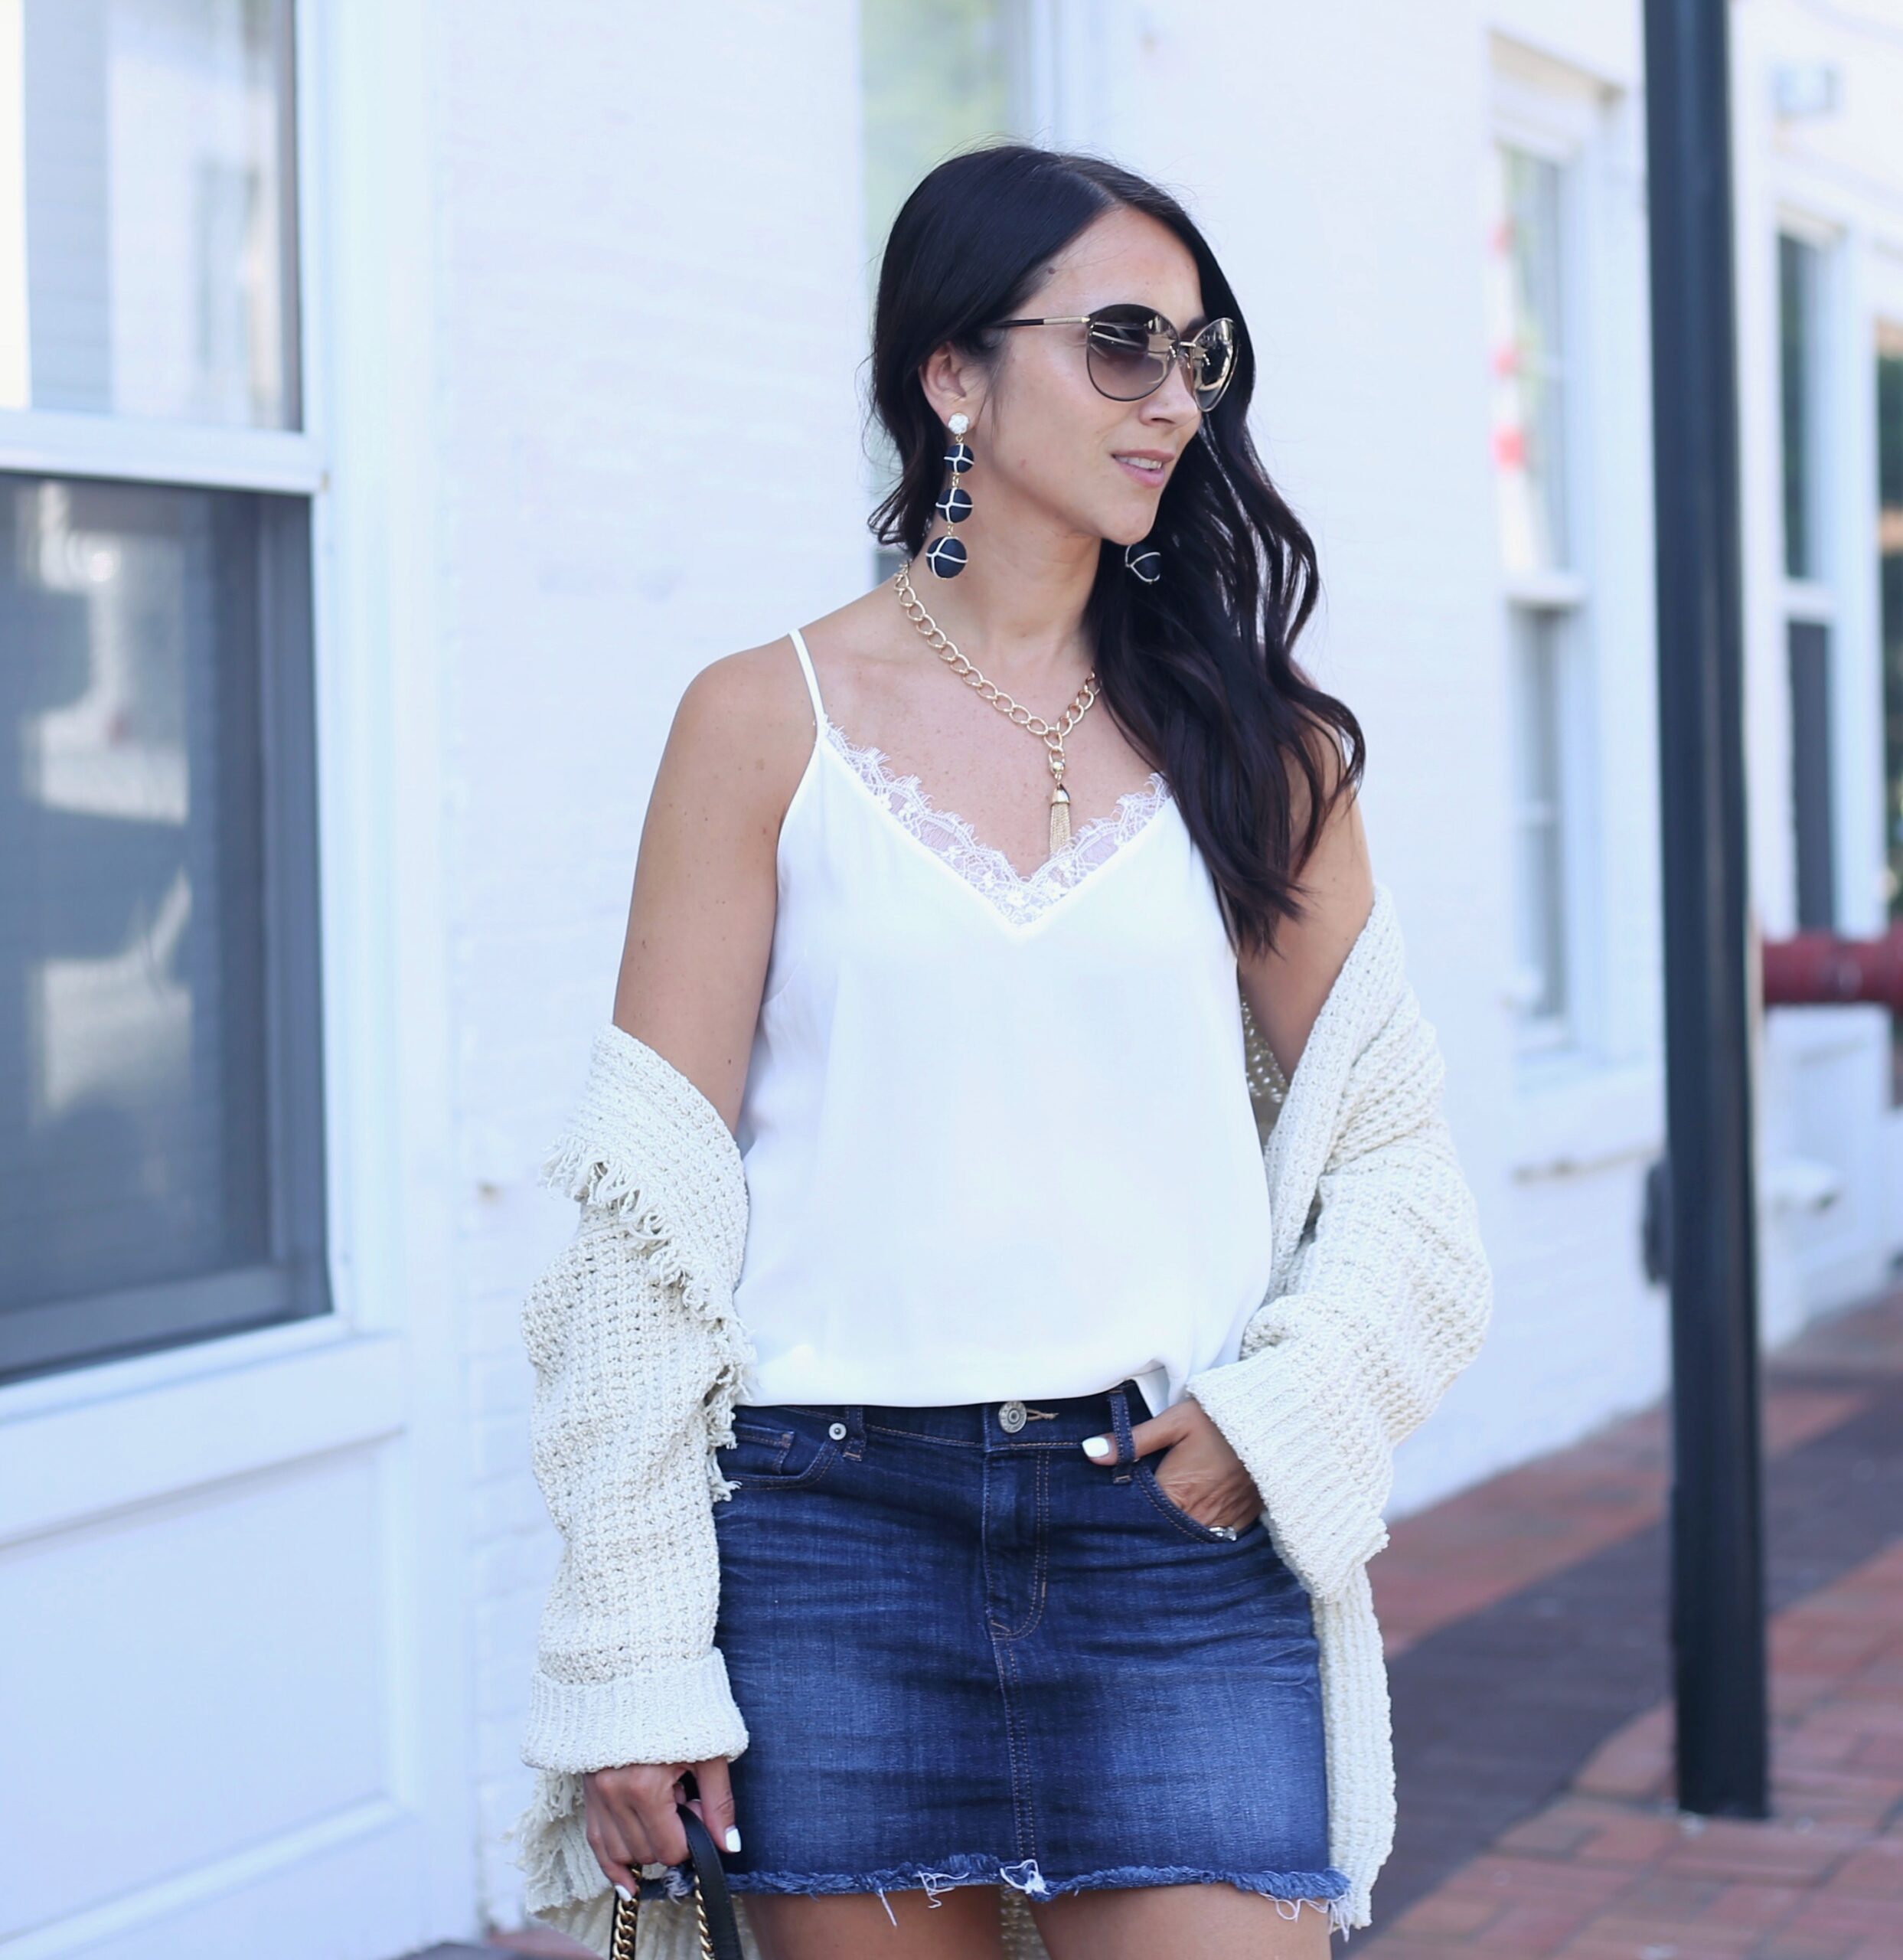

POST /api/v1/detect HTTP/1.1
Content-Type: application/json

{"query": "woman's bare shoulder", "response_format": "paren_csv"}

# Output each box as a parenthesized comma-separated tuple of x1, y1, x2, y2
(661, 570, 908, 840)
(671, 632, 815, 794)
(606, 635, 817, 1119)
(669, 584, 896, 779)
(1237, 723, 1376, 1080)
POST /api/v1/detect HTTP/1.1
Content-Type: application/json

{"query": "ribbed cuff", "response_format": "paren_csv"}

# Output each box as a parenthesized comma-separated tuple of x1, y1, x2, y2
(1183, 1347, 1389, 1601)
(521, 1646, 750, 1773)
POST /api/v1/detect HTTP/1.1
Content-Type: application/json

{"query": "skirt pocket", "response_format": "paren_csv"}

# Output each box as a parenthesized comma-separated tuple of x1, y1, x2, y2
(716, 1409, 841, 1492)
(1134, 1455, 1267, 1545)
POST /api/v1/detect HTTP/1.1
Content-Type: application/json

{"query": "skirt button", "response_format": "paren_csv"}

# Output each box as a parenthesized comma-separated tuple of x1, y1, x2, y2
(997, 1399, 1027, 1433)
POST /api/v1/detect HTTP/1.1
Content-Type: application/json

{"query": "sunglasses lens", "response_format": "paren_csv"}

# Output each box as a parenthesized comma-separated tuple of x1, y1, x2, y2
(1085, 305, 1172, 400)
(1191, 319, 1237, 410)
(1081, 307, 1239, 408)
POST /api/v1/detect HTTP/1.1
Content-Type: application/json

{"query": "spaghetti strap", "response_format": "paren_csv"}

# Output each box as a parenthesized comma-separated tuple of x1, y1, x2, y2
(787, 627, 827, 732)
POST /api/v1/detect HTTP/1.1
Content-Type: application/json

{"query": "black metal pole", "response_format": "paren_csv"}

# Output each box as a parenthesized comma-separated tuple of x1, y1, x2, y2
(1641, 0, 1769, 1816)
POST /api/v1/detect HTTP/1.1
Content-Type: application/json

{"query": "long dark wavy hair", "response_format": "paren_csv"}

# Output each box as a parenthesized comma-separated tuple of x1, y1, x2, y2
(867, 144, 1363, 959)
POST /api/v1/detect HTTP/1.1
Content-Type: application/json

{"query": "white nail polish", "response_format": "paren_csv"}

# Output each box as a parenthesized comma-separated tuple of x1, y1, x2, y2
(1082, 1436, 1110, 1459)
(724, 1825, 743, 1852)
(615, 1883, 634, 1900)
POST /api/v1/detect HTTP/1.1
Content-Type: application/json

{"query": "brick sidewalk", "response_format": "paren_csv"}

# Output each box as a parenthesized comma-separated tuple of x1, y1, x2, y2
(1362, 1538, 1902, 1957)
(1362, 1286, 1903, 1956)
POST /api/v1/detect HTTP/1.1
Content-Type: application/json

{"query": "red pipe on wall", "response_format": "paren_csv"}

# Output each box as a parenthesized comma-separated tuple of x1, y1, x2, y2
(1761, 929, 1903, 1010)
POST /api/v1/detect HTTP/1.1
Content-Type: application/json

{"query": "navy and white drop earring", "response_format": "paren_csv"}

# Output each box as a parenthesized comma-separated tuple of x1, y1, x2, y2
(925, 411, 972, 578)
(1124, 539, 1162, 584)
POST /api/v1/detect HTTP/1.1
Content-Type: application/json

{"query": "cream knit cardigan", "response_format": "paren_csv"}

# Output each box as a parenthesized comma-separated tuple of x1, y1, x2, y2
(508, 880, 1492, 1956)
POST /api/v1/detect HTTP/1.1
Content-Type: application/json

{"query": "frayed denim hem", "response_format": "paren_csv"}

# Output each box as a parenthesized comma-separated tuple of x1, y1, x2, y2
(724, 1853, 1356, 1936)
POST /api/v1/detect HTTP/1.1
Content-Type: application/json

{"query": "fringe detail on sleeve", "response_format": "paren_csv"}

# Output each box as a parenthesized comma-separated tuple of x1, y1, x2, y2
(509, 1766, 608, 1922)
(537, 1023, 756, 1498)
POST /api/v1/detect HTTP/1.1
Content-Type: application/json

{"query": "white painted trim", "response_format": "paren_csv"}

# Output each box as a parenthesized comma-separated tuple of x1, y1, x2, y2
(1503, 565, 1589, 609)
(1, 1795, 411, 1960)
(0, 1331, 403, 1544)
(0, 408, 324, 490)
(1780, 572, 1837, 624)
(1492, 66, 1604, 154)
(0, 0, 26, 410)
(313, 0, 479, 1938)
(1774, 203, 1844, 251)
(1033, 0, 1128, 149)
(1491, 101, 1586, 165)
(0, 1298, 360, 1420)
(292, 0, 331, 453)
(1507, 1059, 1663, 1180)
(1018, 0, 1063, 140)
(1490, 30, 1619, 116)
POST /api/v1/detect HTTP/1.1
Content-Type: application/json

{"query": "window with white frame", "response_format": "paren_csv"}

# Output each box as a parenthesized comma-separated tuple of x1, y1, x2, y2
(1779, 227, 1838, 932)
(0, 0, 326, 1385)
(1484, 105, 1595, 1055)
(858, 0, 1038, 580)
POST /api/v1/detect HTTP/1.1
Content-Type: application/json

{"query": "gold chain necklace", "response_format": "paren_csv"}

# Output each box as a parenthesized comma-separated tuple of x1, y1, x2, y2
(892, 559, 1101, 855)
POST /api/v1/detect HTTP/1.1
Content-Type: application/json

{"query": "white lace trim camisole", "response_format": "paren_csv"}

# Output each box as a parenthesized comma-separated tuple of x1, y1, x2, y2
(730, 627, 1275, 1420)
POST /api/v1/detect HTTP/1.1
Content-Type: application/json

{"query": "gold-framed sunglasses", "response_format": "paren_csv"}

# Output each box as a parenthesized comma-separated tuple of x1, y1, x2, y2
(989, 302, 1239, 411)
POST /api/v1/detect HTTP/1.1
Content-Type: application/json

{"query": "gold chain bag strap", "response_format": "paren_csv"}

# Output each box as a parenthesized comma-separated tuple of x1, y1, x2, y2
(609, 1801, 743, 1960)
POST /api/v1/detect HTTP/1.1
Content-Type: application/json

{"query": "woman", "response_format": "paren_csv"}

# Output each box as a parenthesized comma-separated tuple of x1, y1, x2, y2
(511, 145, 1491, 1960)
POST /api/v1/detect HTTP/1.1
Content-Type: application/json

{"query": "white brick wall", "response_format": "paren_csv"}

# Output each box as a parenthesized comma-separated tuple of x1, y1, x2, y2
(423, 2, 870, 1922)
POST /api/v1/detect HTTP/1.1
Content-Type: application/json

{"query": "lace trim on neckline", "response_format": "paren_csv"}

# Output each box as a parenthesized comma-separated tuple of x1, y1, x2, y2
(822, 719, 1172, 925)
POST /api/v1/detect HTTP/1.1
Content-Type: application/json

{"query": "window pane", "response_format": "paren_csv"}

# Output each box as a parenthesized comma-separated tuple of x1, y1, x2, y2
(0, 474, 325, 1382)
(1487, 145, 1569, 576)
(1787, 618, 1835, 931)
(1510, 606, 1569, 1032)
(1780, 233, 1824, 580)
(0, 0, 299, 428)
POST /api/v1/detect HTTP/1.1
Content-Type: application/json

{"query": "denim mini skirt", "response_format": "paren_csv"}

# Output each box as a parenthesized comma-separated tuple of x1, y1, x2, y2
(707, 1374, 1352, 1924)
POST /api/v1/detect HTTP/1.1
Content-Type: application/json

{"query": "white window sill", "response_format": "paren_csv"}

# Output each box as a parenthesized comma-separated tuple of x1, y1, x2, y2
(1508, 1053, 1663, 1180)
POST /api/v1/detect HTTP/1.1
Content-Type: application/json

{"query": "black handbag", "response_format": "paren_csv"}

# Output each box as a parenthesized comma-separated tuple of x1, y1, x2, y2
(609, 1795, 743, 1960)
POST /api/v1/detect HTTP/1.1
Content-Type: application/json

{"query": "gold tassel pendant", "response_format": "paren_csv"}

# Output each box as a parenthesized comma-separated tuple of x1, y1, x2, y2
(1048, 782, 1072, 854)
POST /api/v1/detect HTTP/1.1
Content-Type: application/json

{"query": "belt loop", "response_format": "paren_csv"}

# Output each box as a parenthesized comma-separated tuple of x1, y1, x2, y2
(844, 1403, 866, 1460)
(1108, 1380, 1134, 1483)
